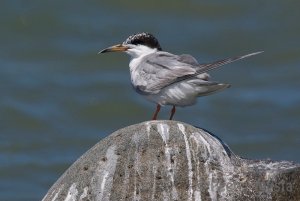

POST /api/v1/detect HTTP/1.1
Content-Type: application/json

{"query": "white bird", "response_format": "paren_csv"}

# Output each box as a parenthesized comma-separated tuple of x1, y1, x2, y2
(100, 32, 262, 120)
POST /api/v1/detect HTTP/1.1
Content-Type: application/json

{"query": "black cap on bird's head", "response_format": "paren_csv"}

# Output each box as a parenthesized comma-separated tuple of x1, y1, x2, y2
(123, 32, 162, 51)
(99, 32, 162, 53)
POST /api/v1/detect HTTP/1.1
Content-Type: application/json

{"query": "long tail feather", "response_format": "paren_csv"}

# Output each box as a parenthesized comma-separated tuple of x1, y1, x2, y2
(196, 51, 263, 74)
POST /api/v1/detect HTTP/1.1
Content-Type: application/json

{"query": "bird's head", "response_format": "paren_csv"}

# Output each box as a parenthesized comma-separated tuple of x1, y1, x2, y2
(99, 32, 162, 57)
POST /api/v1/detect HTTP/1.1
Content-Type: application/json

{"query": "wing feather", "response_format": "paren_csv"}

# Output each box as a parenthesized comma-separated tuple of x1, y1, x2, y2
(134, 51, 263, 94)
(135, 52, 197, 94)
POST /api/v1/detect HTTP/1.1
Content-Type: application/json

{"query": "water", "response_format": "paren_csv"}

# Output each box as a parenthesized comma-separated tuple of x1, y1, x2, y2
(1, 1, 299, 200)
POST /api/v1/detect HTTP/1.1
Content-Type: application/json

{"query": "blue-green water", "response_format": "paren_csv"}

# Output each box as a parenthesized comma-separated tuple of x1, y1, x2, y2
(1, 1, 299, 200)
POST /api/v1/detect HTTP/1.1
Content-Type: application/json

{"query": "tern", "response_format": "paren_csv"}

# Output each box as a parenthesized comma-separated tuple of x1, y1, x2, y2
(100, 32, 262, 120)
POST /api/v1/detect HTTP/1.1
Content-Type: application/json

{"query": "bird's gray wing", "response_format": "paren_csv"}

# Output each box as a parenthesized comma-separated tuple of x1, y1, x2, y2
(135, 52, 198, 94)
(134, 51, 263, 94)
(177, 54, 199, 65)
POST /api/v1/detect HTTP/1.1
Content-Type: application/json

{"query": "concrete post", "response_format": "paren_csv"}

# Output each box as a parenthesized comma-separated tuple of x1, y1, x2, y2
(42, 121, 300, 201)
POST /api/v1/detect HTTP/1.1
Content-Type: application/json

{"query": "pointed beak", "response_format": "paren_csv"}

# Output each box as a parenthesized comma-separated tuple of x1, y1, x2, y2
(98, 44, 129, 54)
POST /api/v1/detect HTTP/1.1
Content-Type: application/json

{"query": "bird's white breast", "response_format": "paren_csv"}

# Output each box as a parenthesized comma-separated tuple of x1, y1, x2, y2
(127, 45, 157, 87)
(129, 56, 146, 87)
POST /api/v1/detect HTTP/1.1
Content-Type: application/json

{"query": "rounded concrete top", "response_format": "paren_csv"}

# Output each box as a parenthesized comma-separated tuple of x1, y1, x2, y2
(43, 121, 300, 201)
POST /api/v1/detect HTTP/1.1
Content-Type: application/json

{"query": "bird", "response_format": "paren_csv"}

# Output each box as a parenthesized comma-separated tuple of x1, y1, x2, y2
(99, 32, 262, 120)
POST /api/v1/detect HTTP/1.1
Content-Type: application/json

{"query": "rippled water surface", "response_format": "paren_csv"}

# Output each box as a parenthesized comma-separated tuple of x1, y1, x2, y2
(1, 1, 300, 200)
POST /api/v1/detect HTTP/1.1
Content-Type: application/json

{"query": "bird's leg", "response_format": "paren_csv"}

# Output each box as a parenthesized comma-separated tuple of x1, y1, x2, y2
(169, 106, 176, 120)
(152, 104, 161, 120)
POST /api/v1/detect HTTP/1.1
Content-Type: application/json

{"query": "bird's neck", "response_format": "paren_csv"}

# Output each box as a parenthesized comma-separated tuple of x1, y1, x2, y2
(126, 45, 157, 60)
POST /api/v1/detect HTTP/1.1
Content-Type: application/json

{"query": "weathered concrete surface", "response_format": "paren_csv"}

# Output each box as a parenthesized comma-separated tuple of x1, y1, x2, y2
(43, 121, 300, 201)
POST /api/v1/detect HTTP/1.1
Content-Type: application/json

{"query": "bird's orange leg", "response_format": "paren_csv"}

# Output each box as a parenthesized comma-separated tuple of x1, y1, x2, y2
(152, 104, 161, 120)
(169, 106, 176, 120)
